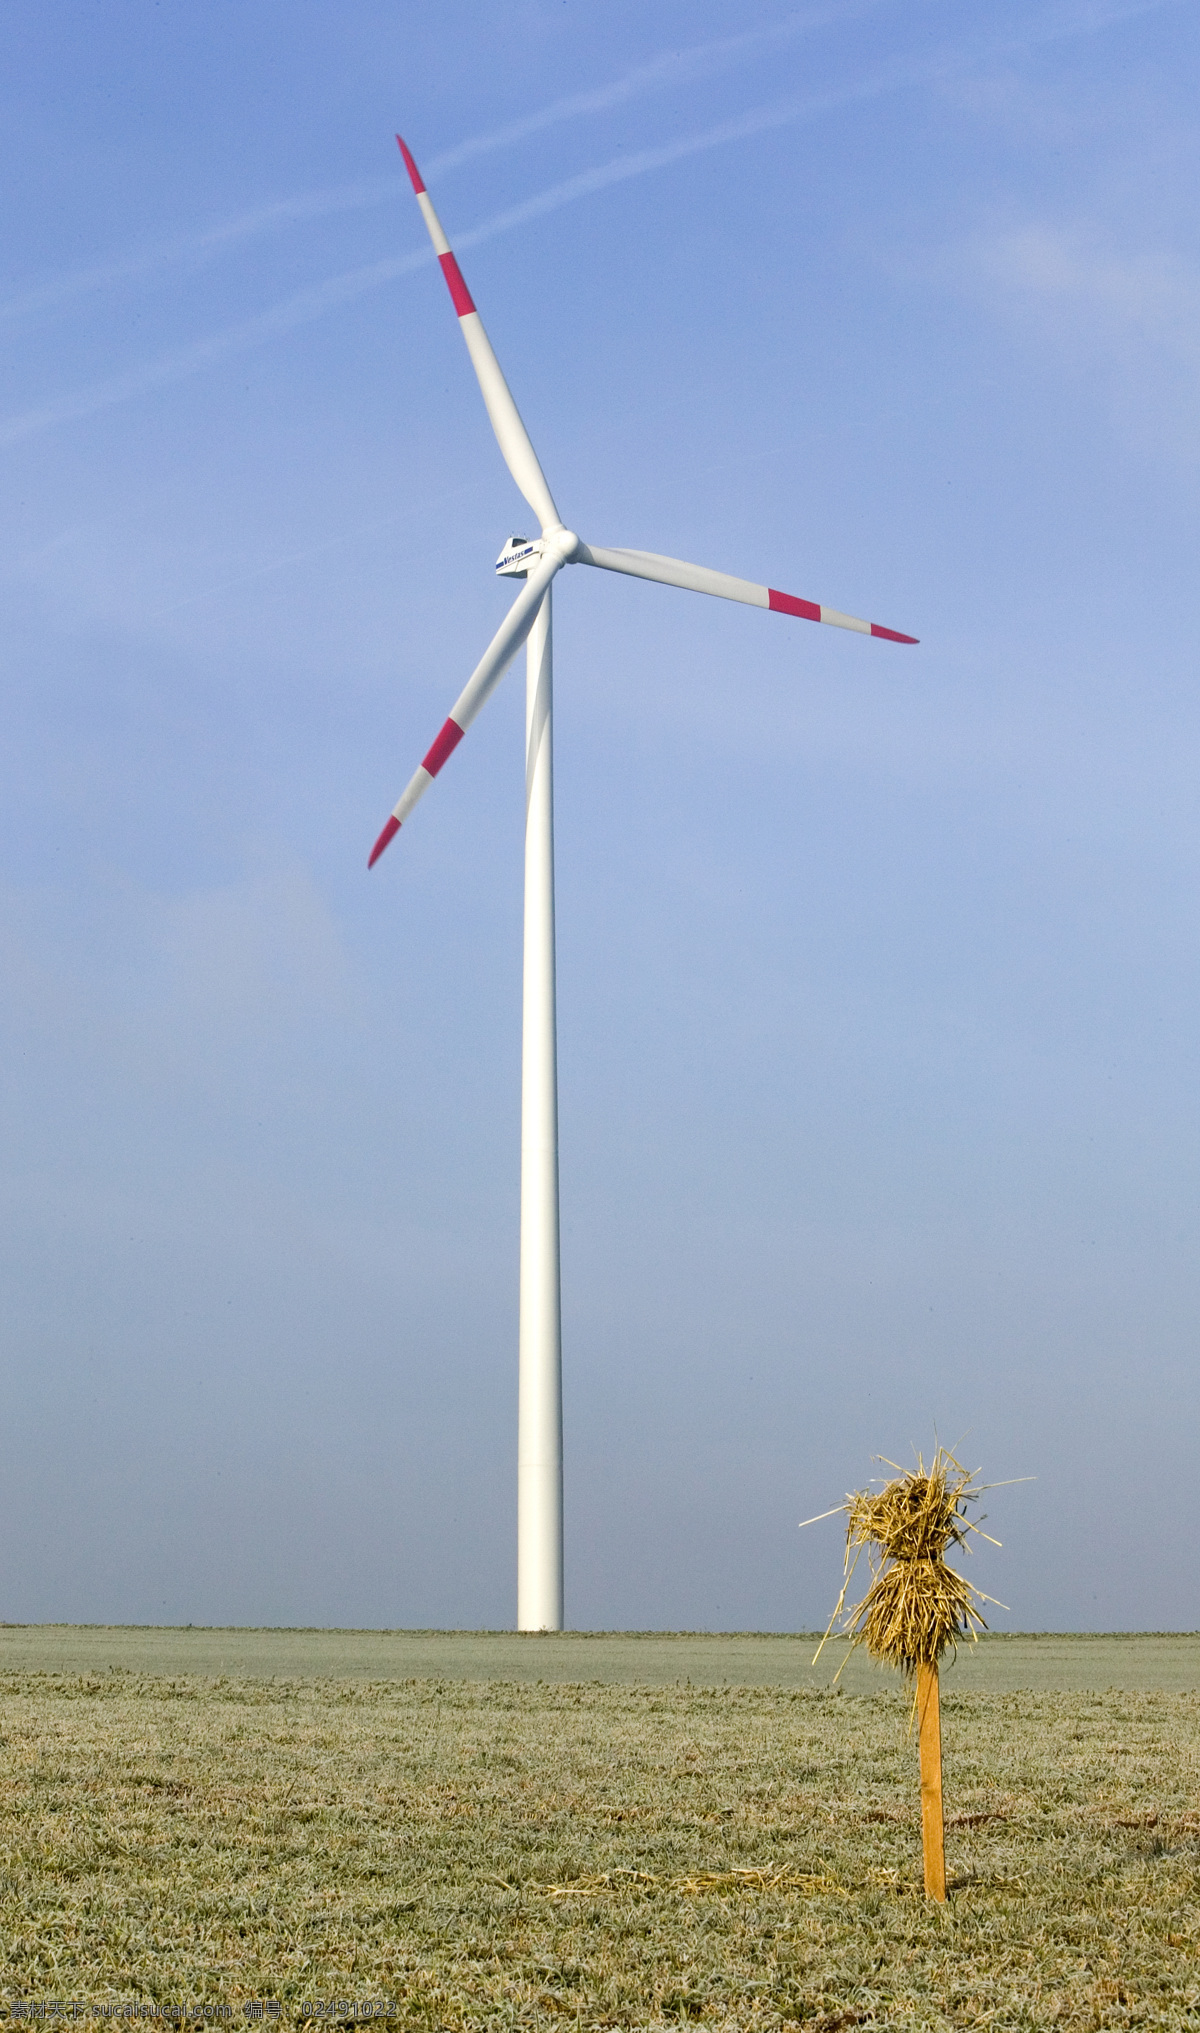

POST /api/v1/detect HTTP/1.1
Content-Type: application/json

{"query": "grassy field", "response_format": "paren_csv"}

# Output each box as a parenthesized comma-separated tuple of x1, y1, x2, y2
(2, 1635, 1199, 2027)
(4, 1627, 1200, 1690)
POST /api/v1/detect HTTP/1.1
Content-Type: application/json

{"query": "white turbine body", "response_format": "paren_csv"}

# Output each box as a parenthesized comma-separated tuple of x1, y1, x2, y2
(518, 588, 563, 1632)
(372, 136, 918, 1631)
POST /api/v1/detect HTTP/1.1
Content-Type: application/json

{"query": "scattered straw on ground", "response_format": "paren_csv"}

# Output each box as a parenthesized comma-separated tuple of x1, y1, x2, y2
(541, 1866, 842, 1899)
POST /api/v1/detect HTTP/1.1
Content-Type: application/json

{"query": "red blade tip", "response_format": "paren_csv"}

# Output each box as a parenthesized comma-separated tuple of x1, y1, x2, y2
(395, 136, 425, 195)
(368, 814, 401, 868)
(870, 624, 919, 644)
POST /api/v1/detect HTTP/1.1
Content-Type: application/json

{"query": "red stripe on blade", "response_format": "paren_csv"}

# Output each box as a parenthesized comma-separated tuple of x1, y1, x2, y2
(870, 623, 919, 644)
(368, 814, 401, 868)
(768, 588, 821, 624)
(439, 252, 476, 317)
(422, 716, 465, 777)
(395, 136, 425, 193)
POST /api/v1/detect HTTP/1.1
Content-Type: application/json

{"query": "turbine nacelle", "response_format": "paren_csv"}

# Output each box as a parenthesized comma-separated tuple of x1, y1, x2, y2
(496, 535, 539, 578)
(497, 528, 581, 578)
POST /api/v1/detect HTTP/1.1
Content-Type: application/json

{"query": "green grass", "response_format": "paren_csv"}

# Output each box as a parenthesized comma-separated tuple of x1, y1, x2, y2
(3, 1628, 1200, 1690)
(3, 1656, 1200, 2026)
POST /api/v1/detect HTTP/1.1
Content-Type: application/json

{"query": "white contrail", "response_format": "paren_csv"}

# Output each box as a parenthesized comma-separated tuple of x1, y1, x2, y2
(0, 182, 399, 328)
(154, 512, 409, 615)
(0, 252, 431, 449)
(0, 4, 874, 331)
(0, 0, 1183, 452)
(444, 0, 1186, 247)
(423, 0, 890, 176)
(0, 0, 1176, 335)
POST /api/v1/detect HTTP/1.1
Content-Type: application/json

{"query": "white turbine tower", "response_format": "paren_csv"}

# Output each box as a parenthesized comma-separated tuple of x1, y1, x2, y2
(371, 136, 918, 1632)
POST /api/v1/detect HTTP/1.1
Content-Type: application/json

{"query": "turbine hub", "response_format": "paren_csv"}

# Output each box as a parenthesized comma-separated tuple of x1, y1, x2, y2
(496, 528, 579, 579)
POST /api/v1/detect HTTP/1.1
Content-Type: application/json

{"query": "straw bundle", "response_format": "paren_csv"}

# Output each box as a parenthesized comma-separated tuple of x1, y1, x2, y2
(822, 1448, 991, 1676)
(805, 1446, 1008, 1902)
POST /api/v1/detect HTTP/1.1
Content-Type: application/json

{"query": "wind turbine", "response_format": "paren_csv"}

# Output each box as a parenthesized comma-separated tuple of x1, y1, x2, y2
(371, 135, 917, 1632)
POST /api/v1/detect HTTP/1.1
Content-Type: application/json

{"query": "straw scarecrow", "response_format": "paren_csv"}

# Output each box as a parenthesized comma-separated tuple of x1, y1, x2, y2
(806, 1448, 1000, 1900)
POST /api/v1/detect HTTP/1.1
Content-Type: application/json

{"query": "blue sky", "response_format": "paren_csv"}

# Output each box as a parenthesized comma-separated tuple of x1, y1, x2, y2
(1, 0, 1197, 1630)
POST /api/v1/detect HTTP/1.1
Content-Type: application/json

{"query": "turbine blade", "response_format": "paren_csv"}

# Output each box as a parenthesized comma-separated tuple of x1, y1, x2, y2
(397, 136, 562, 535)
(576, 543, 918, 644)
(369, 552, 562, 867)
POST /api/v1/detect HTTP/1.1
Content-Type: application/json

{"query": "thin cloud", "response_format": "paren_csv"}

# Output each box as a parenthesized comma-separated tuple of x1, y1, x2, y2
(424, 0, 888, 177)
(0, 0, 1183, 454)
(154, 474, 491, 617)
(973, 224, 1200, 450)
(0, 183, 398, 329)
(0, 4, 873, 331)
(0, 0, 1175, 337)
(156, 512, 408, 616)
(984, 225, 1200, 345)
(0, 252, 430, 450)
(452, 0, 1186, 242)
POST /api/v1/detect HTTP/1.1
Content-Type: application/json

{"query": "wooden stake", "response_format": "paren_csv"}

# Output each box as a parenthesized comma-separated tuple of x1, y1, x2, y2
(916, 1660, 946, 1900)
